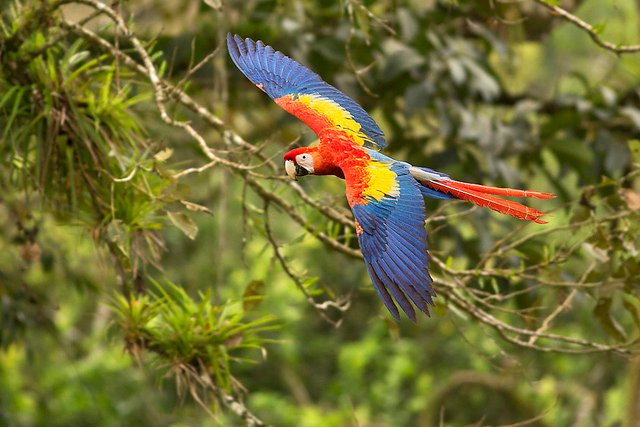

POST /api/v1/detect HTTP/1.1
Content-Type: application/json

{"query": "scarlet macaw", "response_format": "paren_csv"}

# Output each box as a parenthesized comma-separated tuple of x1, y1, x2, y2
(227, 34, 554, 321)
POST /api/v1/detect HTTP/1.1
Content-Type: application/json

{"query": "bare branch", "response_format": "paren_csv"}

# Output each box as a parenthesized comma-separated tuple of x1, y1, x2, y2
(264, 201, 351, 327)
(533, 0, 640, 54)
(441, 283, 634, 355)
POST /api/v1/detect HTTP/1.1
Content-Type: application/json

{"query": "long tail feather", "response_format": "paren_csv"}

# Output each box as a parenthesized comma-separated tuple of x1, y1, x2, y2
(439, 181, 555, 199)
(426, 180, 551, 224)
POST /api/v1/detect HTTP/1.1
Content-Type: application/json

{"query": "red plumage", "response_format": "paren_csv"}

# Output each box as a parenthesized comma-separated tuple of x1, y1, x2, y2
(434, 180, 555, 199)
(426, 180, 552, 224)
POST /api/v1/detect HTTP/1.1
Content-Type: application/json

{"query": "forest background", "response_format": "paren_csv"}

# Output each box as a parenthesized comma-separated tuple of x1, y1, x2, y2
(1, 0, 640, 426)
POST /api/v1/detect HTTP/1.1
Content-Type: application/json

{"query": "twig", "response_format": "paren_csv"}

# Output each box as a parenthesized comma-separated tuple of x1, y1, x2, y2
(346, 0, 396, 35)
(70, 0, 259, 172)
(527, 288, 578, 345)
(218, 389, 270, 427)
(441, 284, 634, 355)
(533, 0, 640, 54)
(264, 201, 351, 327)
(247, 175, 362, 259)
(62, 19, 357, 231)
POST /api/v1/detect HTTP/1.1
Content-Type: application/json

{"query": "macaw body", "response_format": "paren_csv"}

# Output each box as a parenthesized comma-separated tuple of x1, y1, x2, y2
(227, 34, 554, 321)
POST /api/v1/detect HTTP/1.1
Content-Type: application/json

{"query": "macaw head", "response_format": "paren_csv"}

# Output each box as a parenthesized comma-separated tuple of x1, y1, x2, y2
(284, 147, 316, 180)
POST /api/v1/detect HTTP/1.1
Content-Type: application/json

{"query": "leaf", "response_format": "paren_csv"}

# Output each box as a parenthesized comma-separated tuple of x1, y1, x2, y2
(546, 137, 594, 181)
(203, 0, 222, 9)
(594, 297, 627, 342)
(380, 40, 425, 81)
(224, 333, 244, 348)
(623, 295, 640, 330)
(106, 220, 126, 245)
(68, 51, 90, 67)
(167, 211, 198, 240)
(570, 205, 591, 223)
(620, 189, 640, 211)
(462, 58, 500, 101)
(397, 8, 419, 41)
(355, 7, 370, 44)
(154, 148, 174, 162)
(621, 107, 640, 131)
(445, 256, 454, 268)
(628, 139, 640, 164)
(162, 183, 192, 201)
(604, 139, 630, 175)
(404, 81, 431, 116)
(243, 280, 265, 312)
(180, 200, 213, 215)
(447, 58, 466, 85)
(591, 23, 607, 36)
(600, 86, 617, 107)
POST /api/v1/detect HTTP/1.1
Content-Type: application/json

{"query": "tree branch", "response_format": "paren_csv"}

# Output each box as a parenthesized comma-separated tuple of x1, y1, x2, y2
(533, 0, 640, 54)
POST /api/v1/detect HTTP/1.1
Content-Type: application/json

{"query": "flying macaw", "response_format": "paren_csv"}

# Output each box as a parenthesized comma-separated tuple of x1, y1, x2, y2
(227, 34, 554, 321)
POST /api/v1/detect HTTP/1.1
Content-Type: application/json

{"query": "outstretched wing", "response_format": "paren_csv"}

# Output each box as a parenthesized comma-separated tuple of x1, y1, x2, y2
(346, 155, 435, 321)
(227, 33, 386, 151)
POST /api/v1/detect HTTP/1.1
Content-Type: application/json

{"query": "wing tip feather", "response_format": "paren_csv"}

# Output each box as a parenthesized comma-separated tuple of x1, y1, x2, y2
(374, 260, 417, 322)
(227, 33, 387, 150)
(366, 263, 400, 321)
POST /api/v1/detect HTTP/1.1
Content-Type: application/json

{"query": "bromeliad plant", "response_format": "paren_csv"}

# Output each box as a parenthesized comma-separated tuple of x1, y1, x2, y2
(110, 281, 277, 409)
(0, 16, 169, 289)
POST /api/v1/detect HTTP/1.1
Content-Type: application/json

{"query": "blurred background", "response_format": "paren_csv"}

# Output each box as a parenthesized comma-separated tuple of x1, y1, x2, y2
(1, 0, 639, 426)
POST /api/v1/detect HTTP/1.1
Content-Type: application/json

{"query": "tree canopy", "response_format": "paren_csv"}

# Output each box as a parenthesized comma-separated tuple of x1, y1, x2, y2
(1, 0, 639, 426)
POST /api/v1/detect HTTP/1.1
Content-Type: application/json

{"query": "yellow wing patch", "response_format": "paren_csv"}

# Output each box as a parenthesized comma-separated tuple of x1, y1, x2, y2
(296, 94, 369, 146)
(362, 162, 400, 201)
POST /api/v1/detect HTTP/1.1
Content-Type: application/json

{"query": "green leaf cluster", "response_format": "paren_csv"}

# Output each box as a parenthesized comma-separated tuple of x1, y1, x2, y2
(1, 0, 640, 426)
(110, 281, 277, 395)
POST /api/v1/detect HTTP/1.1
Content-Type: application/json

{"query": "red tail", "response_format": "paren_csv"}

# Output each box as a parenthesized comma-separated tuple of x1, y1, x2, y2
(427, 180, 554, 224)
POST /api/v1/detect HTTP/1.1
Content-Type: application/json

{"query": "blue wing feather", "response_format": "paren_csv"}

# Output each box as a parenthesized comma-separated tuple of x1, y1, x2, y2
(373, 261, 416, 322)
(350, 160, 436, 320)
(227, 33, 387, 151)
(366, 264, 401, 320)
(379, 256, 430, 314)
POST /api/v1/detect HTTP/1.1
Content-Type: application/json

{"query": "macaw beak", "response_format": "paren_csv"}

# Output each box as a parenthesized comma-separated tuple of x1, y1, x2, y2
(285, 160, 297, 180)
(284, 159, 309, 180)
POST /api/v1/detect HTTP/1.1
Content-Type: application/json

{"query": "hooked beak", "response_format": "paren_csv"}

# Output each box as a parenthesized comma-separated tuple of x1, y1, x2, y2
(284, 159, 309, 180)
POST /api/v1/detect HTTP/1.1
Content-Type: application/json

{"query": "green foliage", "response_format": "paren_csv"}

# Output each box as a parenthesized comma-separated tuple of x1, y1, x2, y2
(110, 281, 277, 394)
(1, 0, 639, 426)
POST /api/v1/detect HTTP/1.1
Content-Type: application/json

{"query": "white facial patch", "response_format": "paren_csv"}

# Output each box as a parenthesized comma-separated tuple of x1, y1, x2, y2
(295, 153, 315, 174)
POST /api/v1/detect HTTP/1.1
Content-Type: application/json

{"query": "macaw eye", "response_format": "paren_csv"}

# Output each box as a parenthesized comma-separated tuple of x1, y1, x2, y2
(301, 154, 308, 160)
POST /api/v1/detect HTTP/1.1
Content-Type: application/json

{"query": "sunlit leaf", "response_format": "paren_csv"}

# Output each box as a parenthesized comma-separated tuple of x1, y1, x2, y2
(154, 148, 174, 162)
(167, 211, 198, 240)
(628, 140, 640, 164)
